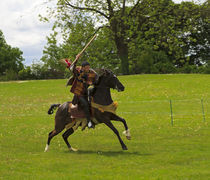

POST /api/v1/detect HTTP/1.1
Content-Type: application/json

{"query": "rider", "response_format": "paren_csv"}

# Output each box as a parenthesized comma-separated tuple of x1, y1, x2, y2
(66, 54, 98, 128)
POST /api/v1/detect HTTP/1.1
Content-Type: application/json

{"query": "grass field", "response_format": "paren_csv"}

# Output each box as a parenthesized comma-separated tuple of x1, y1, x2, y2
(0, 74, 210, 180)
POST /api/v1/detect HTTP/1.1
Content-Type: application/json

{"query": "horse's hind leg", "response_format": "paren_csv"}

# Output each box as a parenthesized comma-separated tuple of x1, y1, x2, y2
(44, 129, 62, 152)
(104, 120, 128, 150)
(110, 114, 131, 140)
(62, 128, 78, 152)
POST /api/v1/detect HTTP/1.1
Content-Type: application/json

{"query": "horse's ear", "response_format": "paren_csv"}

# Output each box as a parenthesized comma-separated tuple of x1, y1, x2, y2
(104, 69, 112, 75)
(96, 68, 112, 76)
(96, 68, 106, 76)
(107, 69, 114, 74)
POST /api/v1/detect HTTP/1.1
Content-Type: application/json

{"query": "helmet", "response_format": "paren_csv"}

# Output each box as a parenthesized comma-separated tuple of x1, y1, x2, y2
(81, 61, 90, 67)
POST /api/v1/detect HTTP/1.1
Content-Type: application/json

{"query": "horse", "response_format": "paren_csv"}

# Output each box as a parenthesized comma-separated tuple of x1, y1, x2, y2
(44, 69, 131, 152)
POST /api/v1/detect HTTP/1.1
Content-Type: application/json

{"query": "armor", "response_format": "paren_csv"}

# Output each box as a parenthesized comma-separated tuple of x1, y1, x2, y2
(70, 66, 97, 96)
(67, 61, 97, 129)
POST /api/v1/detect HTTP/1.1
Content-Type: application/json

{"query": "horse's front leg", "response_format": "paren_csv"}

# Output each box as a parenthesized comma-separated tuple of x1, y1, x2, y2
(110, 113, 131, 140)
(104, 120, 128, 150)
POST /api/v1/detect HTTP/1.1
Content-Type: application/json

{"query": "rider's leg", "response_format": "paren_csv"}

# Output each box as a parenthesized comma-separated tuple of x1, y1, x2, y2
(72, 95, 79, 105)
(78, 96, 94, 128)
(88, 87, 95, 102)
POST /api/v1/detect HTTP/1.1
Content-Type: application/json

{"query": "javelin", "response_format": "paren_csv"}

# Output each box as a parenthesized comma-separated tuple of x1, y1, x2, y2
(69, 34, 97, 69)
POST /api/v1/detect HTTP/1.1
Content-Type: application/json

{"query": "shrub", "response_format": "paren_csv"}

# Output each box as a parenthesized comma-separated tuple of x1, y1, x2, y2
(18, 66, 33, 80)
(153, 62, 177, 74)
(5, 69, 18, 80)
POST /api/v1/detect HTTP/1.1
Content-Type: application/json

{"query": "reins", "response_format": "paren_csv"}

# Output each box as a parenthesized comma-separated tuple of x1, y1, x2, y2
(93, 85, 111, 89)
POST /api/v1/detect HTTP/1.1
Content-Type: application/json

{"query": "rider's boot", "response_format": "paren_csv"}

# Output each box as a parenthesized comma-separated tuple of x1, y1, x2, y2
(87, 119, 95, 129)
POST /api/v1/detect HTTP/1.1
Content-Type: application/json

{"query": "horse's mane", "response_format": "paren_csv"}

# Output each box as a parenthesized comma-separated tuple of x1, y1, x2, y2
(95, 69, 114, 86)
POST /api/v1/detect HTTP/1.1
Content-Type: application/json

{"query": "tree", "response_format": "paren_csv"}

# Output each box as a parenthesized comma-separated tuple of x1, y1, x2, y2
(41, 0, 145, 75)
(41, 14, 121, 74)
(189, 0, 210, 65)
(41, 31, 64, 72)
(128, 0, 210, 69)
(0, 30, 24, 76)
(18, 66, 33, 80)
(41, 0, 209, 74)
(170, 1, 210, 66)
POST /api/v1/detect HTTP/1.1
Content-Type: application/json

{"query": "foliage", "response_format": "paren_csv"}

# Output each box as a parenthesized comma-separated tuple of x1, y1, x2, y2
(40, 0, 149, 74)
(41, 15, 121, 75)
(0, 30, 24, 77)
(204, 64, 210, 74)
(130, 47, 176, 74)
(41, 32, 65, 72)
(39, 0, 209, 75)
(18, 66, 33, 80)
(5, 69, 18, 81)
(2, 1, 209, 81)
(128, 0, 210, 69)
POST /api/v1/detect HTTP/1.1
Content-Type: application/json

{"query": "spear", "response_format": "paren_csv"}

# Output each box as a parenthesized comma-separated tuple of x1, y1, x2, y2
(59, 34, 97, 69)
(69, 34, 97, 69)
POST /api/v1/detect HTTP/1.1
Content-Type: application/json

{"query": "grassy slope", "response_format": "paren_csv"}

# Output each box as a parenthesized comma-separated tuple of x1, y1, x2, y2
(0, 74, 210, 180)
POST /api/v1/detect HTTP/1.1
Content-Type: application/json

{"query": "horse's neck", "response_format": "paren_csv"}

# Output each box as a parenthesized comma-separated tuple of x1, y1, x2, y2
(93, 86, 113, 105)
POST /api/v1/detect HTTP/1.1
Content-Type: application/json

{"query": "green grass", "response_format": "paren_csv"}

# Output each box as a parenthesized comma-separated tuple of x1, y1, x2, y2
(0, 74, 210, 180)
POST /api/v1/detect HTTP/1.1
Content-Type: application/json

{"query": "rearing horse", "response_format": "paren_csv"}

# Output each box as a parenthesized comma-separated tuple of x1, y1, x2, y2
(44, 69, 131, 152)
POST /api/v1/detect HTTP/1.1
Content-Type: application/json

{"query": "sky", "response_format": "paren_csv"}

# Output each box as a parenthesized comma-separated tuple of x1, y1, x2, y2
(0, 0, 53, 65)
(0, 0, 205, 66)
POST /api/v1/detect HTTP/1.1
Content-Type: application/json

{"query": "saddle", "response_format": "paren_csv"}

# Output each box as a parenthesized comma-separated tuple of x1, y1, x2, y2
(66, 102, 96, 131)
(68, 101, 118, 119)
(68, 103, 87, 119)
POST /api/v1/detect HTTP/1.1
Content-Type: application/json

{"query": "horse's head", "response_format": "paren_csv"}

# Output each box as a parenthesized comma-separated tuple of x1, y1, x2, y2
(99, 69, 125, 92)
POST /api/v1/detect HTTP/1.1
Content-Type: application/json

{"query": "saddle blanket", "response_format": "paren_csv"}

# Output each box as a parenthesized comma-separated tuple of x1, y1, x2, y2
(68, 101, 118, 119)
(68, 103, 86, 119)
(65, 117, 99, 131)
(91, 101, 118, 114)
(65, 101, 118, 131)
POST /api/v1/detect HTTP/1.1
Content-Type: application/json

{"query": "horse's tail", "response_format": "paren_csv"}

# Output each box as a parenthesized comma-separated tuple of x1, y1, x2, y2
(48, 104, 61, 115)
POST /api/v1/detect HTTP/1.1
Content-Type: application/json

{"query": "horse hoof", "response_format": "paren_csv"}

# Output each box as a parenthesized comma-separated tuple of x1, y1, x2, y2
(123, 130, 131, 140)
(122, 146, 128, 150)
(69, 147, 78, 152)
(44, 144, 49, 152)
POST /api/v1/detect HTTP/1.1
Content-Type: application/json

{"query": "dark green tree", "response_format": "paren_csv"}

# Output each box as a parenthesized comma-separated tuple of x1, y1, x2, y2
(41, 0, 209, 74)
(41, 31, 64, 72)
(41, 0, 147, 75)
(41, 15, 120, 73)
(0, 30, 24, 77)
(128, 0, 210, 71)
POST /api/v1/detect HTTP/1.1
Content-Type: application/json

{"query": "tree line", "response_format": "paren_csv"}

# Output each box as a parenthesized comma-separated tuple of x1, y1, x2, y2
(0, 0, 209, 81)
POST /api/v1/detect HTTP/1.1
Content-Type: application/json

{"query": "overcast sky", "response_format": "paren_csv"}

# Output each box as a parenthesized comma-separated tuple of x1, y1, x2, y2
(0, 0, 204, 66)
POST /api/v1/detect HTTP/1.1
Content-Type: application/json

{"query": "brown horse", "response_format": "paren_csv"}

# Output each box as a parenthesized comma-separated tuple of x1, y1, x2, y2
(44, 69, 131, 152)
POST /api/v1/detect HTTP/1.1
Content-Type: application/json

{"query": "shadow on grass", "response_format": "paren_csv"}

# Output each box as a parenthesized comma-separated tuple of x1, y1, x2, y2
(64, 150, 152, 156)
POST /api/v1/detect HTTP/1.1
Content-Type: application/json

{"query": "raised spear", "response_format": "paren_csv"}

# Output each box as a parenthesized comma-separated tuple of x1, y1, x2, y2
(60, 34, 97, 69)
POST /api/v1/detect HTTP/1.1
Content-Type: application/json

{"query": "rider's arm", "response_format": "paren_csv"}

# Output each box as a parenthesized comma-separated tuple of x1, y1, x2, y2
(69, 53, 81, 73)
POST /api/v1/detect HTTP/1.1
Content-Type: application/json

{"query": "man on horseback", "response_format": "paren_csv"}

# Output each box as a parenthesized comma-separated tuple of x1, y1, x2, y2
(45, 35, 130, 152)
(65, 54, 98, 129)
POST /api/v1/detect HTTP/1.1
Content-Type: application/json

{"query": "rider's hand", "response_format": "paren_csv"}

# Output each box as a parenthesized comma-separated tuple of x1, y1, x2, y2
(65, 59, 71, 68)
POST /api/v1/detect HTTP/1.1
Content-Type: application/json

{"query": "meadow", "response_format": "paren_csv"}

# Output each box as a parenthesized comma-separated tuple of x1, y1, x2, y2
(0, 74, 210, 180)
